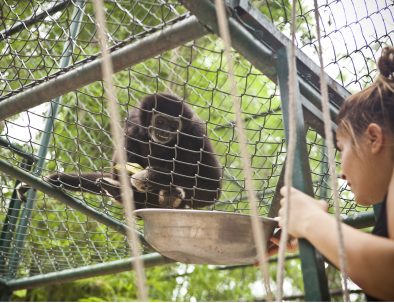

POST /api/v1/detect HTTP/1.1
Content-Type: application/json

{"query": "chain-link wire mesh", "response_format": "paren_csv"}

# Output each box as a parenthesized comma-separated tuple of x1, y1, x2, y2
(0, 0, 392, 299)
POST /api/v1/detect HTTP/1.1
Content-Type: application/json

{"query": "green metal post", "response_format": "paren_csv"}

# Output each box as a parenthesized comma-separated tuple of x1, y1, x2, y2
(6, 1, 86, 280)
(319, 144, 329, 199)
(0, 286, 12, 302)
(276, 47, 330, 301)
(0, 140, 37, 298)
(0, 160, 34, 276)
(373, 202, 383, 222)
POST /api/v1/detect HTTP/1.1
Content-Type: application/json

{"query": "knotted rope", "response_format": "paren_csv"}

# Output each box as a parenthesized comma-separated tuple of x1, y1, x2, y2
(91, 0, 148, 300)
(214, 0, 273, 300)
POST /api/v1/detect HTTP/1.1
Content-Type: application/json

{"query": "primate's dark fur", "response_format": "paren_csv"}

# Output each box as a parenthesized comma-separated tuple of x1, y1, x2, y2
(29, 93, 222, 209)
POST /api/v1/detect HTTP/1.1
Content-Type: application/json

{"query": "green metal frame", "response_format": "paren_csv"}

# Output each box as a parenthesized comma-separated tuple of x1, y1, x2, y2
(0, 158, 132, 237)
(178, 0, 358, 300)
(5, 253, 169, 291)
(0, 159, 34, 277)
(0, 0, 379, 299)
(0, 15, 208, 121)
(5, 3, 88, 284)
(276, 47, 330, 301)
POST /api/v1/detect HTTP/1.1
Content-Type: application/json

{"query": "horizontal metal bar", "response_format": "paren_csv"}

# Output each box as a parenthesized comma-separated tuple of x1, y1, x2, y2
(5, 253, 171, 290)
(302, 95, 337, 138)
(342, 211, 375, 229)
(0, 0, 72, 41)
(300, 77, 339, 124)
(0, 158, 142, 238)
(0, 15, 208, 121)
(0, 277, 7, 287)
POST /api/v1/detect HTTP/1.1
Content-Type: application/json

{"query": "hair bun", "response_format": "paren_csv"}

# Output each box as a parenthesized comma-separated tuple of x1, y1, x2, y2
(378, 46, 394, 79)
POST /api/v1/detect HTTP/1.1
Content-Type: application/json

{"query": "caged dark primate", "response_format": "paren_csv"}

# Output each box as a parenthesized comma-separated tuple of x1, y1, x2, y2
(19, 93, 222, 209)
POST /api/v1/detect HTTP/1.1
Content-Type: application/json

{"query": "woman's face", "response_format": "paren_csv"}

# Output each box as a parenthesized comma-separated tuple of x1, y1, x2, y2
(336, 126, 393, 205)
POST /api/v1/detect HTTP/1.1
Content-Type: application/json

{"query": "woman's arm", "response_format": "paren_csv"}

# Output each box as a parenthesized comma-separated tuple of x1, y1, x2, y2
(279, 187, 394, 300)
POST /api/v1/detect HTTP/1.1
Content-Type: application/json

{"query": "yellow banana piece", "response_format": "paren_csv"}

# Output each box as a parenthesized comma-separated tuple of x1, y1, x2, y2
(114, 162, 144, 175)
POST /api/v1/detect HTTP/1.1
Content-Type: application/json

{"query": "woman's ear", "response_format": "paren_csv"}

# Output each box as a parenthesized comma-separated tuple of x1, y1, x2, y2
(366, 123, 384, 154)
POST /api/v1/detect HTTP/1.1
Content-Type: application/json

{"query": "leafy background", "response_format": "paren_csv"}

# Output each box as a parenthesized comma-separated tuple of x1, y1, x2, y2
(1, 0, 392, 300)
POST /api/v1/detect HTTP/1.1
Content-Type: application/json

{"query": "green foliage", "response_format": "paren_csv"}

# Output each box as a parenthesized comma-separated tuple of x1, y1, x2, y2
(0, 0, 362, 301)
(20, 264, 261, 301)
(24, 278, 117, 302)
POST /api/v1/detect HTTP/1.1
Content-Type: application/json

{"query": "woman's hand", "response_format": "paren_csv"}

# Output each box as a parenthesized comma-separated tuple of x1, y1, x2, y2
(277, 186, 328, 238)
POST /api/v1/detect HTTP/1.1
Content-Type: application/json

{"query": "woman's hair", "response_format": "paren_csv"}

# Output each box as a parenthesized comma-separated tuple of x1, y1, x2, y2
(337, 46, 394, 142)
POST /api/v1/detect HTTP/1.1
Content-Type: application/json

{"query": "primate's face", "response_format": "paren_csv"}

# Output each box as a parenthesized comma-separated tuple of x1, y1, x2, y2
(149, 110, 181, 144)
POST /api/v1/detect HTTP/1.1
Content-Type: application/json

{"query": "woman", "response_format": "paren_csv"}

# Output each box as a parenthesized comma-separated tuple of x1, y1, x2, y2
(275, 46, 394, 300)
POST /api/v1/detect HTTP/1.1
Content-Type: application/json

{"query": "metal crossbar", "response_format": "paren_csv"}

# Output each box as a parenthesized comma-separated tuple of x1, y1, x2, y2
(0, 0, 391, 300)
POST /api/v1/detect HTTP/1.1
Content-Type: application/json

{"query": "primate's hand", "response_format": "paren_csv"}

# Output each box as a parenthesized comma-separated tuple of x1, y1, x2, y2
(267, 228, 298, 257)
(16, 181, 31, 202)
(130, 169, 151, 192)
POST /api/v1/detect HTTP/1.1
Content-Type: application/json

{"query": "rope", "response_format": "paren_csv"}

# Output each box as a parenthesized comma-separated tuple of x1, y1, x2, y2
(275, 0, 298, 300)
(91, 0, 148, 300)
(313, 1, 349, 300)
(214, 1, 273, 300)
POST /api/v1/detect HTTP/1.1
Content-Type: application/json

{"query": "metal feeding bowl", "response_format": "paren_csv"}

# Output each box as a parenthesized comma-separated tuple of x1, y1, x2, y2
(135, 209, 278, 265)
